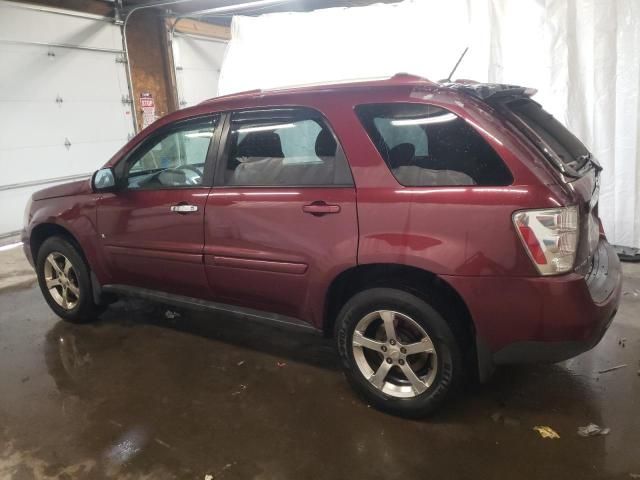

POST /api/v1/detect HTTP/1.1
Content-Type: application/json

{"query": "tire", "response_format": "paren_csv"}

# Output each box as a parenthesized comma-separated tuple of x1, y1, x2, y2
(36, 236, 104, 323)
(335, 287, 462, 418)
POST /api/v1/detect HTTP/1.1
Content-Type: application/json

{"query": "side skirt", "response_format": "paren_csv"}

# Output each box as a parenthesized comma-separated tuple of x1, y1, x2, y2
(102, 284, 321, 334)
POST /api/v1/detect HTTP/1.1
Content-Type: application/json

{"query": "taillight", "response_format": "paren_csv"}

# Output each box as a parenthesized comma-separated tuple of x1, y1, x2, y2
(513, 206, 579, 275)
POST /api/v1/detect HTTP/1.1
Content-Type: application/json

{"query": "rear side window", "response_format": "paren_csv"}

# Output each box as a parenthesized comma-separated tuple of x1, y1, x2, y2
(505, 99, 590, 174)
(355, 103, 512, 187)
(222, 108, 353, 186)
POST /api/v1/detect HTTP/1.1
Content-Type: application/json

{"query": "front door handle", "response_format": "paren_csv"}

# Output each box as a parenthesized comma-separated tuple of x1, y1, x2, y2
(170, 204, 198, 214)
(302, 201, 341, 216)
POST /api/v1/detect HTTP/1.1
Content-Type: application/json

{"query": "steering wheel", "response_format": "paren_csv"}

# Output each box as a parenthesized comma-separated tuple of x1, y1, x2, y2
(159, 165, 203, 186)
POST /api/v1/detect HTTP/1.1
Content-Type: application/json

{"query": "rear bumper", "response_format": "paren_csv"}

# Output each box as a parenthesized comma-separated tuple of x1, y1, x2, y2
(492, 239, 621, 364)
(443, 239, 622, 375)
(491, 305, 616, 364)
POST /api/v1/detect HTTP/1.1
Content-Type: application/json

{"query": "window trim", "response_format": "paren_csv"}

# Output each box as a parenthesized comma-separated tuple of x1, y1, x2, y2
(354, 102, 514, 188)
(114, 114, 223, 191)
(212, 106, 354, 189)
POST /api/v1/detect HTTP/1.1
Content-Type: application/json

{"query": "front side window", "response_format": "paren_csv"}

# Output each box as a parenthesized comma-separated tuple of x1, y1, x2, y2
(126, 116, 219, 189)
(355, 103, 512, 187)
(222, 108, 353, 186)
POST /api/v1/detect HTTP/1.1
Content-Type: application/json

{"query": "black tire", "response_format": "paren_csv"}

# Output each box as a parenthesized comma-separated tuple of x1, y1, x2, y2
(335, 287, 462, 418)
(36, 236, 104, 323)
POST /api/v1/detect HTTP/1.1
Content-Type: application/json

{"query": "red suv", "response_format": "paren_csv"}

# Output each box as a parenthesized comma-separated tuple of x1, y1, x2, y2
(22, 75, 622, 417)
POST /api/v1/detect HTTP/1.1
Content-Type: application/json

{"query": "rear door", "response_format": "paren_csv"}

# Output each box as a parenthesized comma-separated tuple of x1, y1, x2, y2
(97, 115, 221, 298)
(203, 108, 358, 325)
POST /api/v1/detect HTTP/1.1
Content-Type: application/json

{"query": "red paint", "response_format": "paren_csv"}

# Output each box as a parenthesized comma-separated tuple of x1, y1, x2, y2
(22, 75, 622, 365)
(203, 187, 357, 322)
(97, 189, 211, 299)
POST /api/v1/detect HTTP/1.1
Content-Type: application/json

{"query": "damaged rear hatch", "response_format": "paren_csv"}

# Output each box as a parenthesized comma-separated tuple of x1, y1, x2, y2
(449, 83, 616, 296)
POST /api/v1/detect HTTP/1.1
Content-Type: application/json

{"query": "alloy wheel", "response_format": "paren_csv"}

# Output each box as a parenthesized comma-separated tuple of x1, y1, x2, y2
(43, 252, 80, 310)
(352, 310, 437, 398)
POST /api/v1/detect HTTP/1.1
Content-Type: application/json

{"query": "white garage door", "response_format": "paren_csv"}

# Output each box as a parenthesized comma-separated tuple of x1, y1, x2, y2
(0, 1, 134, 237)
(173, 33, 227, 108)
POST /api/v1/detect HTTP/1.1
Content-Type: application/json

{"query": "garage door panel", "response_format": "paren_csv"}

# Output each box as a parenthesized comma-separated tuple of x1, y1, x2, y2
(0, 45, 127, 102)
(173, 34, 227, 108)
(175, 36, 226, 71)
(0, 2, 122, 51)
(57, 101, 131, 144)
(176, 69, 221, 107)
(2, 140, 124, 187)
(0, 101, 131, 150)
(0, 102, 64, 149)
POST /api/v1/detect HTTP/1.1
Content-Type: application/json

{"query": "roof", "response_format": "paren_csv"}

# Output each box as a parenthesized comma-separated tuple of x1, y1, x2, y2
(200, 73, 438, 105)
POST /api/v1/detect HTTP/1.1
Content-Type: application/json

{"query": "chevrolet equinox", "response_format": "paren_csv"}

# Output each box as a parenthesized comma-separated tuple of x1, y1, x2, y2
(22, 74, 622, 417)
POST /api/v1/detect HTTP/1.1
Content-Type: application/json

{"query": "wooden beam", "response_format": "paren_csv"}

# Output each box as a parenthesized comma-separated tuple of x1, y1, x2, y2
(167, 17, 231, 41)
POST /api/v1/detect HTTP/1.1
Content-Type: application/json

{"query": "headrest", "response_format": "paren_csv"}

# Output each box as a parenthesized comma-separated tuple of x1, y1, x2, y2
(388, 142, 415, 169)
(235, 131, 283, 158)
(315, 128, 337, 157)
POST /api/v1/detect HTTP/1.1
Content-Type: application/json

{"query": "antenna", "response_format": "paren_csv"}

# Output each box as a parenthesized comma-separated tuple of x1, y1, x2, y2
(444, 47, 469, 83)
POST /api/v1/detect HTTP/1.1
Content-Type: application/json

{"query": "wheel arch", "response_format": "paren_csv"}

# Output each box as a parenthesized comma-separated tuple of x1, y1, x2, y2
(30, 222, 85, 265)
(323, 263, 478, 373)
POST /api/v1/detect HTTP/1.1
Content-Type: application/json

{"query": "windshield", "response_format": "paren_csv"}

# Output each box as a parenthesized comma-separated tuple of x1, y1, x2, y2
(505, 99, 590, 174)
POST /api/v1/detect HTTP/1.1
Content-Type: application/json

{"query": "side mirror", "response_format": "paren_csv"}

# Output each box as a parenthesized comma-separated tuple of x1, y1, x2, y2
(91, 168, 117, 192)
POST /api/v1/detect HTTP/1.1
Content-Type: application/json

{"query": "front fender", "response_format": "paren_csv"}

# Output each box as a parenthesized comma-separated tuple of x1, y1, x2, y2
(26, 194, 111, 285)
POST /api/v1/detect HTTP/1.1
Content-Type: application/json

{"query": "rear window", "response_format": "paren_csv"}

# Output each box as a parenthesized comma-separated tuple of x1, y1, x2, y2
(355, 103, 512, 187)
(505, 99, 590, 173)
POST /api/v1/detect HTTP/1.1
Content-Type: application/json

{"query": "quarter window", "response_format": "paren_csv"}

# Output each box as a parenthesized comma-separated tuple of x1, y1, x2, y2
(355, 103, 512, 186)
(126, 116, 219, 189)
(222, 108, 353, 186)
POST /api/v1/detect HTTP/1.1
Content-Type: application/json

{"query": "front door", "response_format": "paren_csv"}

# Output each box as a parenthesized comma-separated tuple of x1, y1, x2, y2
(204, 108, 358, 326)
(97, 115, 220, 298)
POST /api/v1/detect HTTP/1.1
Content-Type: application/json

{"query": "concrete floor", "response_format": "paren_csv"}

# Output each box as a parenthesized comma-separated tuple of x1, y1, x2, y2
(0, 247, 639, 480)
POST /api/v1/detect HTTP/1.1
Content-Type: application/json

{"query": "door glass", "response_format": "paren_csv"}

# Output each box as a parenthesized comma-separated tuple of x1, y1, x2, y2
(223, 108, 353, 186)
(127, 116, 218, 189)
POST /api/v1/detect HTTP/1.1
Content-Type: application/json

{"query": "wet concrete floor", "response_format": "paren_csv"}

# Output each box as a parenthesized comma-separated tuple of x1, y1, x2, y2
(1, 266, 639, 479)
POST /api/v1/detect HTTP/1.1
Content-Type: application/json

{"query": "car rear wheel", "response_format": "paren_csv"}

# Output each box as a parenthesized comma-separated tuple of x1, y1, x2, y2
(335, 287, 462, 417)
(36, 236, 104, 323)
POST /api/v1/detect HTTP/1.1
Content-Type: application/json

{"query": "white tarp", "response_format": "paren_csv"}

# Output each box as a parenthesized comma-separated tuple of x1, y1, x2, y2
(219, 0, 640, 248)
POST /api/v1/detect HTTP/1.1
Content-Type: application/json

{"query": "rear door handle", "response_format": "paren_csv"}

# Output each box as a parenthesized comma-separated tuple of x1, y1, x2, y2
(170, 204, 198, 214)
(302, 201, 341, 216)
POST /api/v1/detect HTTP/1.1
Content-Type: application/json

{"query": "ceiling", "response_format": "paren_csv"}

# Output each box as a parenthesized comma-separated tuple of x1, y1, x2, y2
(122, 0, 402, 25)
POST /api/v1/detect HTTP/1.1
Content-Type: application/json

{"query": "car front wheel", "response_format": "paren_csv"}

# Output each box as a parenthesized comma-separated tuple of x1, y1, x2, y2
(36, 236, 104, 323)
(335, 287, 462, 417)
